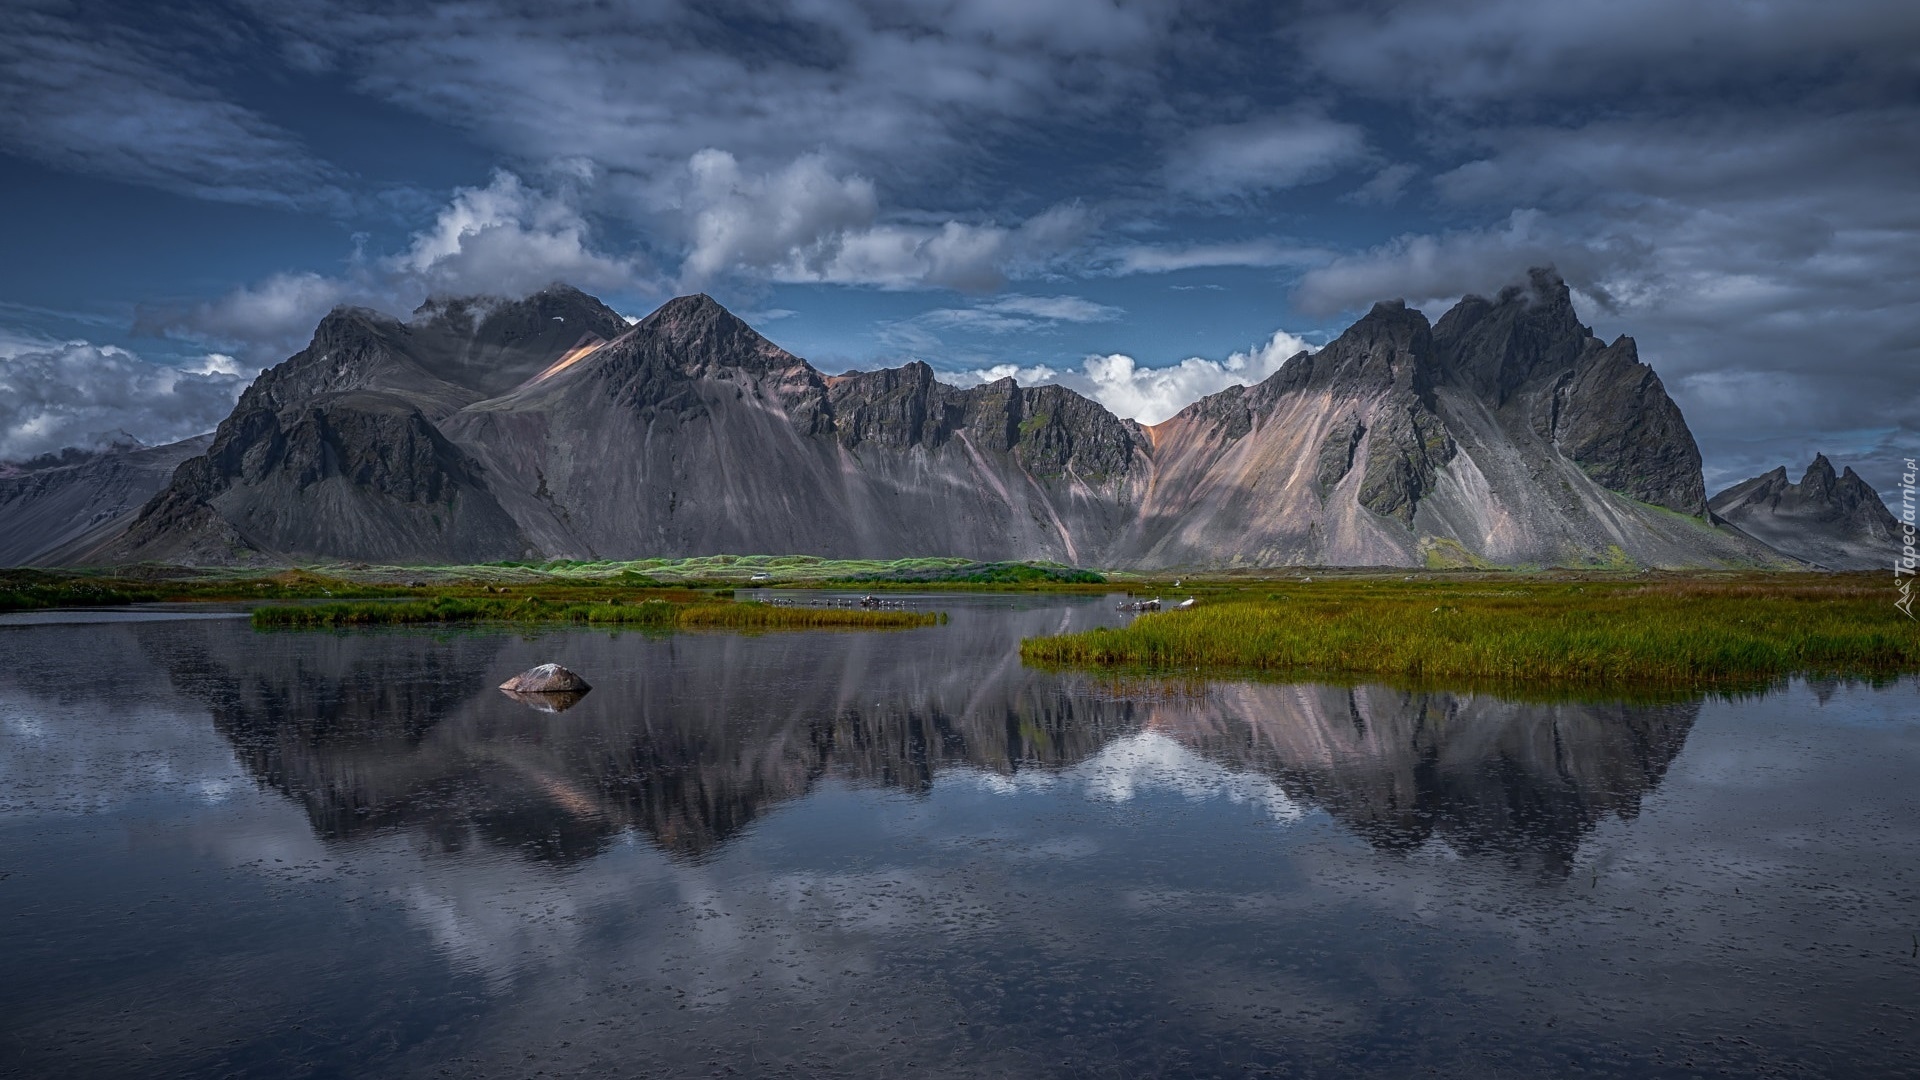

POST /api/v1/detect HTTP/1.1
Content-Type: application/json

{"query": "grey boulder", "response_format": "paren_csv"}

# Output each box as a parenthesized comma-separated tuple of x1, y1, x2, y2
(499, 663, 591, 693)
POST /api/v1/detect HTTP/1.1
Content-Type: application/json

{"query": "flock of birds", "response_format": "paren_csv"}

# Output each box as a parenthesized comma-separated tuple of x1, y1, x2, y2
(756, 594, 918, 610)
(743, 581, 1193, 615)
(1117, 596, 1197, 612)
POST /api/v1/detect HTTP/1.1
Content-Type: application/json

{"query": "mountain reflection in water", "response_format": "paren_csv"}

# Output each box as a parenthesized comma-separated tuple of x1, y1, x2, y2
(141, 597, 1693, 876)
(4, 594, 1916, 1079)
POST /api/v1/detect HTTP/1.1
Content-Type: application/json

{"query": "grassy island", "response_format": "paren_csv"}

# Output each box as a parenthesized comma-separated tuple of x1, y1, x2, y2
(0, 568, 942, 631)
(1022, 574, 1916, 690)
(251, 595, 942, 630)
(0, 557, 1103, 614)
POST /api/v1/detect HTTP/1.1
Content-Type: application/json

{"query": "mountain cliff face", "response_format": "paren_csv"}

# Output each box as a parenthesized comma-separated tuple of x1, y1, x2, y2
(97, 286, 629, 565)
(1709, 455, 1898, 570)
(441, 293, 1149, 565)
(76, 271, 1785, 569)
(1115, 270, 1754, 568)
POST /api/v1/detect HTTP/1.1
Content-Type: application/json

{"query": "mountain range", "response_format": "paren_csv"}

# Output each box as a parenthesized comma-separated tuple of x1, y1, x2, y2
(1, 269, 1892, 570)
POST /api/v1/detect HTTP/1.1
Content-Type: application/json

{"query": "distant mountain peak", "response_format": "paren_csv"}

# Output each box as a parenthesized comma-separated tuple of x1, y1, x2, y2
(1710, 452, 1897, 569)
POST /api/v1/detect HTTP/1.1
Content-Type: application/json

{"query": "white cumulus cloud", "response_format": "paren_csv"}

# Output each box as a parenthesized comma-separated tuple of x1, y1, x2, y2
(944, 362, 1061, 387)
(391, 169, 641, 299)
(165, 170, 650, 361)
(939, 328, 1315, 425)
(0, 342, 252, 461)
(1072, 329, 1314, 424)
(181, 272, 355, 351)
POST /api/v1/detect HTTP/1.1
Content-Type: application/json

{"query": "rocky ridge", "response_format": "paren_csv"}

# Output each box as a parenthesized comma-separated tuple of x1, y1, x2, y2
(1709, 455, 1900, 570)
(0, 435, 214, 566)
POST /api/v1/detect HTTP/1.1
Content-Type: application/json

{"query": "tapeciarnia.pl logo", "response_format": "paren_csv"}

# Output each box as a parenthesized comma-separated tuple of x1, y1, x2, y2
(1898, 458, 1916, 619)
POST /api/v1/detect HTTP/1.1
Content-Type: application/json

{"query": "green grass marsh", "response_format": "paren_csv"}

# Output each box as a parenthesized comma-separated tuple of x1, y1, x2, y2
(251, 594, 942, 631)
(1022, 574, 1917, 690)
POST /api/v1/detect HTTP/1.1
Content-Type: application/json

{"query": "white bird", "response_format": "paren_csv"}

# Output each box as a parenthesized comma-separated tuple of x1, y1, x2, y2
(1176, 597, 1196, 609)
(552, 316, 565, 322)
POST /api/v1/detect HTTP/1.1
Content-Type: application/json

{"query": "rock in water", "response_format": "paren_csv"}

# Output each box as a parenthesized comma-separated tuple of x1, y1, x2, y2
(499, 663, 591, 693)
(499, 688, 588, 713)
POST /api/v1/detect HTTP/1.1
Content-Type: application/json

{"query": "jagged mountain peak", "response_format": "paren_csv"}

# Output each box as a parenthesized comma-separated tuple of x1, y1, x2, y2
(613, 292, 800, 376)
(311, 304, 402, 343)
(630, 293, 754, 347)
(410, 283, 627, 344)
(1246, 293, 1433, 405)
(1505, 265, 1577, 308)
(411, 281, 609, 322)
(1361, 297, 1421, 322)
(1446, 266, 1581, 331)
(1432, 266, 1593, 400)
(1355, 295, 1429, 335)
(1332, 298, 1431, 353)
(645, 291, 729, 320)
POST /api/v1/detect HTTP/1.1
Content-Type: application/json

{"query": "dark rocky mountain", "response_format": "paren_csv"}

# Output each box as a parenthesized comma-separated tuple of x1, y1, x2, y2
(443, 293, 1149, 564)
(0, 434, 213, 566)
(1115, 270, 1760, 567)
(94, 285, 630, 565)
(61, 271, 1788, 569)
(1709, 454, 1899, 570)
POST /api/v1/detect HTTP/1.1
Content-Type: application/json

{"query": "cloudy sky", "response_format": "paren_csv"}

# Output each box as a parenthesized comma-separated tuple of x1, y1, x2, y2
(1, 0, 1915, 497)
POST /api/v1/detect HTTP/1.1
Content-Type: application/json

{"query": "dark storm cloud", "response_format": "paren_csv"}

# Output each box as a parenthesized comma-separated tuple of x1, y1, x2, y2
(1164, 111, 1371, 199)
(239, 0, 1180, 179)
(1295, 0, 1920, 105)
(215, 0, 1167, 296)
(0, 0, 347, 210)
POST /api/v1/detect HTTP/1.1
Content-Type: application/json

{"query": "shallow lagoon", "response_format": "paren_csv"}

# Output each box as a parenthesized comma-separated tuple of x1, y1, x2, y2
(2, 593, 1916, 1077)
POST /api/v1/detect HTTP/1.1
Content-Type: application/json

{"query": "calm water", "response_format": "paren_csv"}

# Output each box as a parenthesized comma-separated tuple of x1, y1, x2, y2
(1, 593, 1916, 1078)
